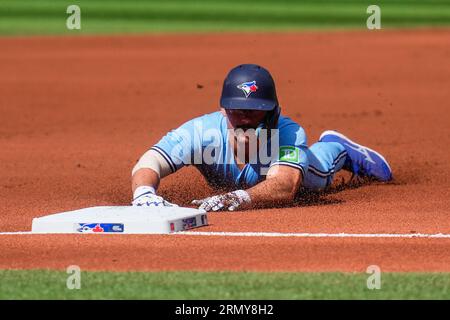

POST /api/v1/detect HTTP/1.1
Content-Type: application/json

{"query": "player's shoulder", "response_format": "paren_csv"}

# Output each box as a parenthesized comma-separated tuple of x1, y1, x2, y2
(181, 111, 225, 130)
(189, 111, 224, 123)
(194, 111, 226, 130)
(277, 114, 307, 145)
(277, 114, 304, 131)
(202, 111, 225, 122)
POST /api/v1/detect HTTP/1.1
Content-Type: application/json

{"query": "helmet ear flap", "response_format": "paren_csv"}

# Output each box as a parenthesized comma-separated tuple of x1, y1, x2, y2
(267, 106, 281, 130)
(256, 106, 280, 138)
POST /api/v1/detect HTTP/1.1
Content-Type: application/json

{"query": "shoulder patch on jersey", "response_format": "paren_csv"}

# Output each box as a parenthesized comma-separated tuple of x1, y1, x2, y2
(279, 146, 300, 163)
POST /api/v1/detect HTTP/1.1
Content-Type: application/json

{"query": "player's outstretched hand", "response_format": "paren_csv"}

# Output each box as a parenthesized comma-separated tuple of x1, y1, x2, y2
(132, 186, 178, 207)
(192, 190, 251, 212)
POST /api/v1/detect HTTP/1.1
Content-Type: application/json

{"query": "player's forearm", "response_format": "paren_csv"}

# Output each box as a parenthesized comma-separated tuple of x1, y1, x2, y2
(191, 168, 302, 212)
(131, 168, 160, 194)
(131, 168, 180, 207)
(246, 177, 299, 208)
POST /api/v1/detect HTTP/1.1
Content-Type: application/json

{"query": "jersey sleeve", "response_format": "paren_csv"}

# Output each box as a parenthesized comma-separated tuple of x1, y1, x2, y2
(151, 116, 204, 173)
(270, 120, 309, 177)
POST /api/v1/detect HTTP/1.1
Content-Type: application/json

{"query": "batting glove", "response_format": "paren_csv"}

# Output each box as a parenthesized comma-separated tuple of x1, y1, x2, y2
(132, 186, 178, 207)
(191, 190, 251, 212)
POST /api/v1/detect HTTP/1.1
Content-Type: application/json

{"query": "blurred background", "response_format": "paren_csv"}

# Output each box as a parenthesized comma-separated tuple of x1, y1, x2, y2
(0, 0, 449, 35)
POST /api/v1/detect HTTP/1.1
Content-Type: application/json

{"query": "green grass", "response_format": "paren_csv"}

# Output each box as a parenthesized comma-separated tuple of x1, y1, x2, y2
(1, 270, 450, 299)
(0, 0, 449, 35)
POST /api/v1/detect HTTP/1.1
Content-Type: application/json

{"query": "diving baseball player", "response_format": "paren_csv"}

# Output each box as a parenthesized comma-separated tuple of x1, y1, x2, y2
(131, 64, 392, 212)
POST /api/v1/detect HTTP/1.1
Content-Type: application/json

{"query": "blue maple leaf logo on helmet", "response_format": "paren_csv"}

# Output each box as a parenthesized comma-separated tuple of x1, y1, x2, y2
(237, 81, 258, 98)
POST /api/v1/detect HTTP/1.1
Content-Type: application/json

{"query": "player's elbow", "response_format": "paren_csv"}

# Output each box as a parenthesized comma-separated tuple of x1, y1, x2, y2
(266, 167, 302, 203)
(131, 149, 168, 178)
(131, 160, 139, 177)
(269, 179, 300, 203)
(283, 183, 299, 202)
(282, 172, 302, 201)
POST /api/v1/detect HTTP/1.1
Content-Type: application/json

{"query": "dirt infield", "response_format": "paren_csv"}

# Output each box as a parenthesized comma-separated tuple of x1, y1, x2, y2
(1, 29, 449, 272)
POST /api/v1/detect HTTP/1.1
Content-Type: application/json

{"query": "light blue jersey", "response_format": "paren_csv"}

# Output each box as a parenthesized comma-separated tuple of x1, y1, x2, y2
(152, 111, 347, 191)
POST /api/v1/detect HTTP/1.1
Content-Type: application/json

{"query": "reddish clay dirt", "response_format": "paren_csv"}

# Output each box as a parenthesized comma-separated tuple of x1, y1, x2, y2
(0, 29, 449, 272)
